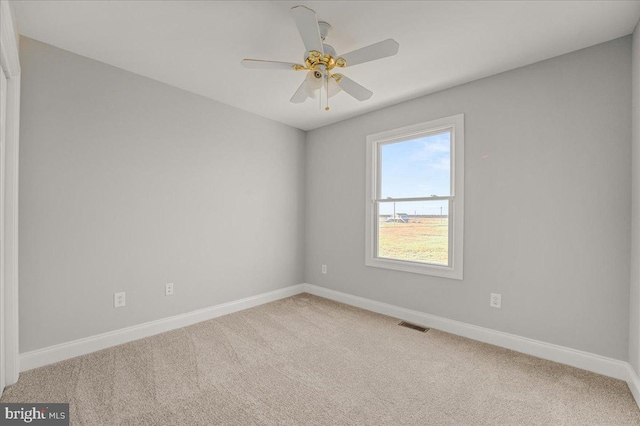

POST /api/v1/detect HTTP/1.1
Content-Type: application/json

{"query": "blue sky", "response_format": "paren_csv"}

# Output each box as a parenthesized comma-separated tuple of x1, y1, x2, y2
(379, 131, 450, 216)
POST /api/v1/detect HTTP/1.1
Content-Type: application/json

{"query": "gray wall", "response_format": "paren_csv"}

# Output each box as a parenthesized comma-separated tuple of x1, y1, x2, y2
(631, 21, 640, 373)
(305, 37, 632, 360)
(19, 37, 306, 353)
(19, 33, 635, 362)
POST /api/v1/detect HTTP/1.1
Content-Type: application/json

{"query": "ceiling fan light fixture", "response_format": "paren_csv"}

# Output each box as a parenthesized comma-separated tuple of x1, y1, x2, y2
(327, 77, 342, 98)
(306, 68, 325, 90)
(241, 5, 399, 110)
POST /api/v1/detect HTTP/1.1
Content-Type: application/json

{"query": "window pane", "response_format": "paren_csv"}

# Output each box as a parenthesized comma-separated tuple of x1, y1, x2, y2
(380, 131, 451, 199)
(377, 200, 449, 266)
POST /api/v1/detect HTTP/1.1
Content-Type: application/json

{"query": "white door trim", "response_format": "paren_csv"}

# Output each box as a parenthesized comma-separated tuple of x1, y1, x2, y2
(0, 56, 6, 397)
(0, 0, 21, 395)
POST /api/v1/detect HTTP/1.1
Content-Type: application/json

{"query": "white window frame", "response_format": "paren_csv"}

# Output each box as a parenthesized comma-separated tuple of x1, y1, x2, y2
(365, 114, 464, 279)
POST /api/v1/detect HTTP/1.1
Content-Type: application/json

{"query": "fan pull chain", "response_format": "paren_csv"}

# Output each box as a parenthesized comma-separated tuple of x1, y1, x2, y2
(325, 76, 330, 111)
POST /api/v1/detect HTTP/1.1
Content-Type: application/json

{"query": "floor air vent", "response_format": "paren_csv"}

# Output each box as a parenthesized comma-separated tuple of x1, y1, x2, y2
(398, 321, 429, 333)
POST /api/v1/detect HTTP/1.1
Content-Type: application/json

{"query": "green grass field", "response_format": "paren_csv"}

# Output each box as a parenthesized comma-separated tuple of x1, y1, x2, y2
(378, 217, 449, 265)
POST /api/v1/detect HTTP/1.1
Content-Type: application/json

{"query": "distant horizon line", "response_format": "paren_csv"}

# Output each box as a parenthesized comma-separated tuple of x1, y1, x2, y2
(379, 214, 448, 218)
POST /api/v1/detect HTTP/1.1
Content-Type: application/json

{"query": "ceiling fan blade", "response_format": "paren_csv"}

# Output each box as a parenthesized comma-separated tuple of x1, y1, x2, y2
(290, 5, 324, 55)
(241, 59, 302, 70)
(290, 79, 310, 103)
(334, 74, 373, 101)
(338, 39, 399, 67)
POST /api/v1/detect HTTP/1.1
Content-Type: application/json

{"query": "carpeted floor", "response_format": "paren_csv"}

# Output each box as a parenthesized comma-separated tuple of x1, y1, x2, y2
(2, 294, 639, 425)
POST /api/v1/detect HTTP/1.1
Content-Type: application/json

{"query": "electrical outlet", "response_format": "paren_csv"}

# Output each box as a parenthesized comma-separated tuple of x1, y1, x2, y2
(114, 292, 126, 308)
(321, 265, 327, 274)
(490, 293, 501, 309)
(165, 283, 174, 296)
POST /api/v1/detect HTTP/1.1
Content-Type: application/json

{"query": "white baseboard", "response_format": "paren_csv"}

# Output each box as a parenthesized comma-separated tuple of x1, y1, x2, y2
(628, 365, 640, 409)
(16, 281, 640, 410)
(303, 283, 640, 408)
(303, 284, 631, 383)
(19, 284, 306, 372)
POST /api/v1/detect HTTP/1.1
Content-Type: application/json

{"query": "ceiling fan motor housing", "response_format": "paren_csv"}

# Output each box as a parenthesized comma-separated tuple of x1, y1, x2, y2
(304, 44, 339, 72)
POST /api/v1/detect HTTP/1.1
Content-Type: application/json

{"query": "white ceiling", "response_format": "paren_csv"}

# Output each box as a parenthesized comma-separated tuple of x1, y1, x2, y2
(12, 1, 640, 131)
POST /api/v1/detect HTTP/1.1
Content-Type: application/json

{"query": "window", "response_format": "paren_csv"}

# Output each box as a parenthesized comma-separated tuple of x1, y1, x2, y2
(365, 114, 464, 279)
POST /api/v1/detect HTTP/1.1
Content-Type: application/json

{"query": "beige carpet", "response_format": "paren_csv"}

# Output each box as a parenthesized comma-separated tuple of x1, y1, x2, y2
(2, 294, 639, 425)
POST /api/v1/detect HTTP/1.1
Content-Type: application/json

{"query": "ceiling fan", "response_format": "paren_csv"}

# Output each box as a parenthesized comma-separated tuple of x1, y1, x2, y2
(241, 5, 399, 111)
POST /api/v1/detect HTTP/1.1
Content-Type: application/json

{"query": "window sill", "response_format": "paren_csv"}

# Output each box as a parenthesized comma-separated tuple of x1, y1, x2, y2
(365, 257, 463, 280)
